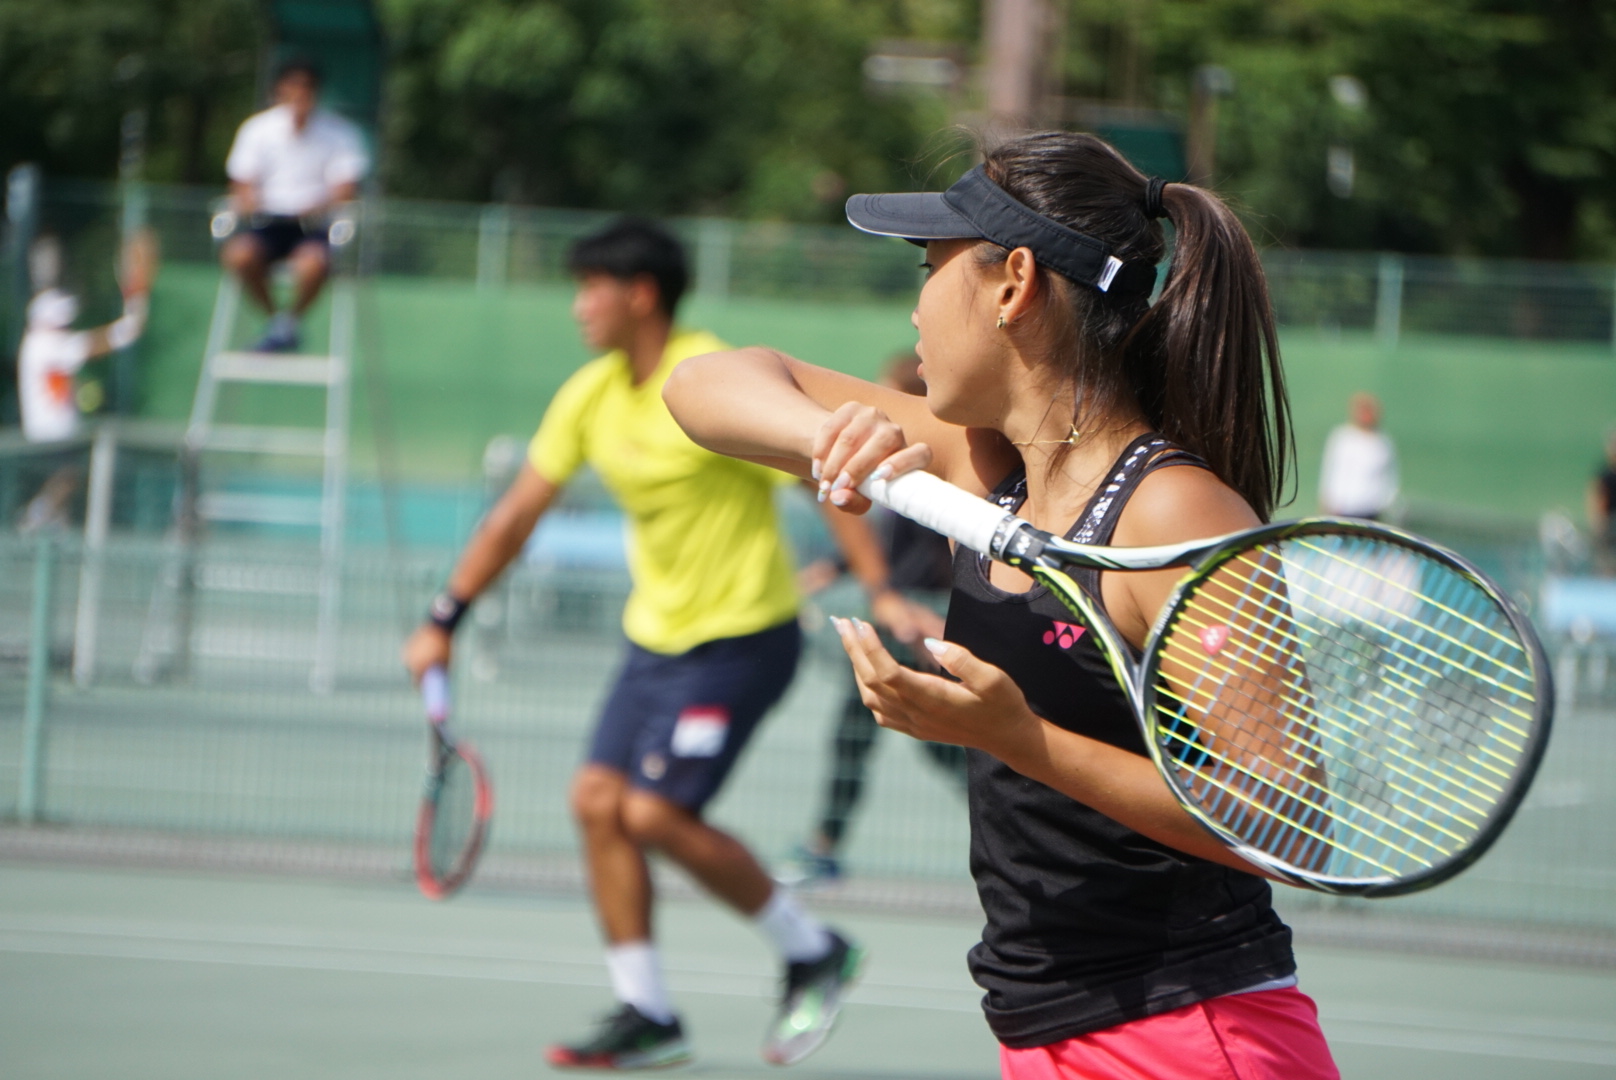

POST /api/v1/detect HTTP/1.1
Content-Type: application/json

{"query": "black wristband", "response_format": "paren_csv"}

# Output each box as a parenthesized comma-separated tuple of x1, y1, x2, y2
(427, 591, 470, 634)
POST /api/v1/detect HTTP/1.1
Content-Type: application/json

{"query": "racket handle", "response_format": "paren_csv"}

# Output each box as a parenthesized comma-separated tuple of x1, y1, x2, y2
(422, 665, 450, 722)
(859, 470, 1022, 557)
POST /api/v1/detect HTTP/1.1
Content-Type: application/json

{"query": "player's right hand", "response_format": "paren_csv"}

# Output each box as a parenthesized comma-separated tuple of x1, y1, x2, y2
(402, 624, 452, 684)
(812, 402, 931, 514)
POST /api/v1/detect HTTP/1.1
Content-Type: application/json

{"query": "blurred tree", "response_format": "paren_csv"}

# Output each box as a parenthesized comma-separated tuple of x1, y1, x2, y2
(1071, 0, 1616, 258)
(0, 0, 264, 184)
(379, 0, 970, 219)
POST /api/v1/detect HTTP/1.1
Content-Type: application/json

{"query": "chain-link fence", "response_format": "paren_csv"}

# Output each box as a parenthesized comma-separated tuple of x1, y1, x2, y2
(16, 178, 1616, 342)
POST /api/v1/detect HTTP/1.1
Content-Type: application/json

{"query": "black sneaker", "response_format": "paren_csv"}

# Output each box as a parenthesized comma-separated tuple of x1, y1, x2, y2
(545, 1003, 693, 1070)
(761, 930, 865, 1065)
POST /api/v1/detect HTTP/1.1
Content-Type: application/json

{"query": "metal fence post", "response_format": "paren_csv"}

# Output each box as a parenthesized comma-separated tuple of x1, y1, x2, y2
(19, 532, 56, 823)
(476, 204, 510, 290)
(73, 422, 118, 687)
(1375, 253, 1404, 350)
(696, 218, 732, 301)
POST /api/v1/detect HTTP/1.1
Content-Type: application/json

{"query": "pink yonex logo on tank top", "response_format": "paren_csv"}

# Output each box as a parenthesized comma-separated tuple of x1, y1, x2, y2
(1199, 624, 1231, 656)
(1043, 621, 1086, 650)
(671, 706, 729, 758)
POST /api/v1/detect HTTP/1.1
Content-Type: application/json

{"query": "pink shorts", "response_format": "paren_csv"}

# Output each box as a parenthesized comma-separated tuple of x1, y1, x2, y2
(999, 987, 1339, 1080)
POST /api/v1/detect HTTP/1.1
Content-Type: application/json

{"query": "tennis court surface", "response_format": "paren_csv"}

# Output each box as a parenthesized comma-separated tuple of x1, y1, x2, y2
(2, 861, 1613, 1080)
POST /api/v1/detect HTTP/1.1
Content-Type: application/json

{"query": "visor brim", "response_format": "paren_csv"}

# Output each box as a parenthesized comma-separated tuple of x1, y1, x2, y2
(845, 192, 980, 245)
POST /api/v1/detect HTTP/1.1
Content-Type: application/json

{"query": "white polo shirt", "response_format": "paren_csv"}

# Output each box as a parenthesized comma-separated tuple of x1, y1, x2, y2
(1319, 423, 1399, 518)
(18, 325, 92, 443)
(225, 104, 369, 217)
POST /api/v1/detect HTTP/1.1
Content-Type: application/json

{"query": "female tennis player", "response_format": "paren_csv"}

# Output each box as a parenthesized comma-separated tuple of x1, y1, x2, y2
(663, 131, 1340, 1079)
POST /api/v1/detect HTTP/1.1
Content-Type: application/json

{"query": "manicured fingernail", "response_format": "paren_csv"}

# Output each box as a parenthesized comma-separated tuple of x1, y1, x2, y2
(811, 459, 822, 480)
(816, 484, 828, 503)
(923, 637, 948, 657)
(870, 463, 891, 482)
(830, 489, 851, 506)
(831, 471, 853, 493)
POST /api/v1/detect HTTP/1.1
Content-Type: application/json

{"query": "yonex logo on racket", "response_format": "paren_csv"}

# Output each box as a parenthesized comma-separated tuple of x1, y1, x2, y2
(1198, 624, 1230, 656)
(1043, 621, 1086, 650)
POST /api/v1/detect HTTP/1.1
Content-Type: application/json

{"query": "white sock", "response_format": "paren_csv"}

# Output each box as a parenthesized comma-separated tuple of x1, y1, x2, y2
(605, 941, 675, 1024)
(754, 888, 833, 963)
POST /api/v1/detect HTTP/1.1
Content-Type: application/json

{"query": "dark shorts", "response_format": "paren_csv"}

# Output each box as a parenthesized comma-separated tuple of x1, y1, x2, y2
(249, 216, 328, 263)
(589, 620, 802, 812)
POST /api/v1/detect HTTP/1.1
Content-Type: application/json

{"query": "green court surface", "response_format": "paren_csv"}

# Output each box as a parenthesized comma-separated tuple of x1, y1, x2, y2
(2, 862, 1614, 1080)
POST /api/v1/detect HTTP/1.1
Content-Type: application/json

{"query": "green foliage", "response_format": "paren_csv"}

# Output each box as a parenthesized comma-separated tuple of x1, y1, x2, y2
(0, 0, 264, 183)
(379, 0, 969, 218)
(1078, 0, 1616, 258)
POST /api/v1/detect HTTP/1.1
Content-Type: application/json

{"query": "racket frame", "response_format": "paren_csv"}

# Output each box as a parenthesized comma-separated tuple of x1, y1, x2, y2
(859, 470, 1553, 897)
(413, 679, 494, 901)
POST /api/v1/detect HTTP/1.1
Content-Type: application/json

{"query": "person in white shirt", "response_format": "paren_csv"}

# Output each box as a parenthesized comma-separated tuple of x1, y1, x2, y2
(221, 57, 368, 353)
(1319, 392, 1398, 520)
(15, 232, 153, 530)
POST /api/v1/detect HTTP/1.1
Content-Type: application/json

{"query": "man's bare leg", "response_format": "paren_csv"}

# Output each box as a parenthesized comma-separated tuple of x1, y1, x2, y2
(570, 764, 653, 942)
(620, 788, 774, 915)
(221, 234, 275, 313)
(288, 242, 329, 318)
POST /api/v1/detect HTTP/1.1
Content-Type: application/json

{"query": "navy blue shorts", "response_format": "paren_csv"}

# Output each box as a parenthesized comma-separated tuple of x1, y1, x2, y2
(248, 216, 328, 263)
(589, 620, 802, 812)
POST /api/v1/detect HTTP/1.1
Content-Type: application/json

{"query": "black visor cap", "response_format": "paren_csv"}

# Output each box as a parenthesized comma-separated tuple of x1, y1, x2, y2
(845, 166, 1156, 297)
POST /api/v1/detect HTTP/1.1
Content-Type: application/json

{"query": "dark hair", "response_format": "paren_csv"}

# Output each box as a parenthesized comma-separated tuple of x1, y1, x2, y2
(567, 217, 690, 317)
(274, 56, 324, 88)
(978, 132, 1292, 520)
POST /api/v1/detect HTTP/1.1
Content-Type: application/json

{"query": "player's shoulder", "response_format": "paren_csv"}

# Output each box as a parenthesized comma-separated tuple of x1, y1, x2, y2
(310, 108, 363, 143)
(1115, 457, 1259, 547)
(235, 105, 285, 138)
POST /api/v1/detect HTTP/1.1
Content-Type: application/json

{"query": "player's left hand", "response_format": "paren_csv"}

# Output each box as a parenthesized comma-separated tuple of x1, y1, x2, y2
(832, 615, 1039, 757)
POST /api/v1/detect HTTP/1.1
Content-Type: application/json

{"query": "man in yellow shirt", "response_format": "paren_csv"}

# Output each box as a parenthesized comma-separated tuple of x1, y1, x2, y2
(404, 219, 861, 1070)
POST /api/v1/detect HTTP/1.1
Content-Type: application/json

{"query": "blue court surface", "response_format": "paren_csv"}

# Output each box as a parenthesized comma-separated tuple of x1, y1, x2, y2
(2, 862, 1613, 1080)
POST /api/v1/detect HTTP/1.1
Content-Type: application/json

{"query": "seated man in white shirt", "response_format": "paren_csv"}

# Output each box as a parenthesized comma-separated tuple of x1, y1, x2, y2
(1319, 391, 1399, 520)
(221, 57, 368, 353)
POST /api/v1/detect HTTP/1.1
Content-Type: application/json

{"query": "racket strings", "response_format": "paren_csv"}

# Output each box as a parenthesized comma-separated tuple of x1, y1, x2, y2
(1150, 533, 1540, 882)
(1171, 583, 1514, 808)
(429, 750, 477, 880)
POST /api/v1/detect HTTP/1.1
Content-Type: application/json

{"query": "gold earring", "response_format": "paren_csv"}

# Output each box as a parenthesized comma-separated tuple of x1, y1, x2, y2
(997, 315, 1007, 330)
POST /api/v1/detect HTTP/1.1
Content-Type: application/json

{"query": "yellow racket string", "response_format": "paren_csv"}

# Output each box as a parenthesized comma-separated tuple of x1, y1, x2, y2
(1206, 550, 1536, 737)
(1155, 724, 1437, 870)
(1292, 537, 1528, 659)
(1157, 669, 1480, 847)
(1270, 552, 1536, 718)
(1149, 538, 1538, 874)
(1175, 588, 1523, 794)
(1172, 590, 1520, 802)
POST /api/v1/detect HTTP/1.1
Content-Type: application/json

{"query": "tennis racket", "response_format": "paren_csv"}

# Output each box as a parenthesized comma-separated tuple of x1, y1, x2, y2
(414, 666, 493, 900)
(859, 470, 1553, 897)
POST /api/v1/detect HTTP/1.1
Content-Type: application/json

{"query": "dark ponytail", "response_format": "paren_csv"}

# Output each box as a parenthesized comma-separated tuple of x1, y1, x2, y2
(980, 132, 1293, 520)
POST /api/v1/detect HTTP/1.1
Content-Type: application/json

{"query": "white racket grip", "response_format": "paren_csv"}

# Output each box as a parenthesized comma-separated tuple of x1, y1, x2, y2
(422, 665, 450, 723)
(858, 470, 1016, 556)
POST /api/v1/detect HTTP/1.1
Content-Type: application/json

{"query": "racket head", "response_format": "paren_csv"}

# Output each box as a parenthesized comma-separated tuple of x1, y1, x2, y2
(414, 729, 494, 901)
(1138, 518, 1553, 897)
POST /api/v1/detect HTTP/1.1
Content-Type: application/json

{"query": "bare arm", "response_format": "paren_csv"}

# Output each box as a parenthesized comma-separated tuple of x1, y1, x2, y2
(229, 181, 259, 216)
(402, 464, 562, 680)
(665, 347, 983, 493)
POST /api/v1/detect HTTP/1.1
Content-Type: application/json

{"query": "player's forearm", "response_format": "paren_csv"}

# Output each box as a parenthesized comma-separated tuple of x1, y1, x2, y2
(664, 347, 828, 468)
(998, 718, 1276, 879)
(444, 467, 558, 603)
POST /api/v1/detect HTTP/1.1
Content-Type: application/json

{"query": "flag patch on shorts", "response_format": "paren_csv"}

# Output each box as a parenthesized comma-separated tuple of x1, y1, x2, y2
(670, 706, 729, 758)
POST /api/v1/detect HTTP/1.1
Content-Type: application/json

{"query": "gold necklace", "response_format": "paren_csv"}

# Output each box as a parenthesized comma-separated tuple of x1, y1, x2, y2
(1011, 424, 1083, 448)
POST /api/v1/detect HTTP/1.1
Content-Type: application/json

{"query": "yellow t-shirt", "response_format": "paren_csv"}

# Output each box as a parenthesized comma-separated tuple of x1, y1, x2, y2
(528, 329, 799, 655)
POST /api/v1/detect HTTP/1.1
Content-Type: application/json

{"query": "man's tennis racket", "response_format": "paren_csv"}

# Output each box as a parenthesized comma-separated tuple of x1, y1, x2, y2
(859, 470, 1552, 897)
(414, 666, 493, 900)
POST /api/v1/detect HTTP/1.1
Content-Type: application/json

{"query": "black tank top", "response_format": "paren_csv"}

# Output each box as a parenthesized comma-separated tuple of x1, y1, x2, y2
(947, 433, 1296, 1049)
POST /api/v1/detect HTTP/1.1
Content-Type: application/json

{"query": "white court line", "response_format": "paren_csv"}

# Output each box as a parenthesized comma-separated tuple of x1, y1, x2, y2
(2, 919, 1614, 1065)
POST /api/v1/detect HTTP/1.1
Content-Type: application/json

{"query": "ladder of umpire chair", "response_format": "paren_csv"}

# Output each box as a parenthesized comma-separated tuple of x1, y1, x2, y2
(138, 222, 355, 693)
